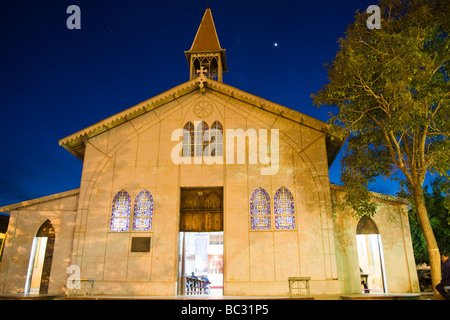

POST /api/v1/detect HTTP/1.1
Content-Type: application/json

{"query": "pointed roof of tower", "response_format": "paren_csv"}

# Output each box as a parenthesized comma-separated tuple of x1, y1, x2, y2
(185, 8, 227, 73)
(187, 8, 224, 53)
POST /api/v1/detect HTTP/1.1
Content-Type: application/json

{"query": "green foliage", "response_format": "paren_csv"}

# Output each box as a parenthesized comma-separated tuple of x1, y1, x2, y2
(312, 0, 450, 217)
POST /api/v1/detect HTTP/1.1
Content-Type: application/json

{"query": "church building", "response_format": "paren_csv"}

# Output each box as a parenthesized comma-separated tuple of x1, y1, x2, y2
(0, 8, 419, 297)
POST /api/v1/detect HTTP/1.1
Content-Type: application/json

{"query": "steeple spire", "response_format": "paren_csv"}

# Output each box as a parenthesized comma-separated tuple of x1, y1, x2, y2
(185, 8, 227, 82)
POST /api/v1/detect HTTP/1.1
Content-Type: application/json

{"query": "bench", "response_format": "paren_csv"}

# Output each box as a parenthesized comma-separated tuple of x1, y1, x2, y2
(288, 277, 311, 297)
(67, 278, 95, 297)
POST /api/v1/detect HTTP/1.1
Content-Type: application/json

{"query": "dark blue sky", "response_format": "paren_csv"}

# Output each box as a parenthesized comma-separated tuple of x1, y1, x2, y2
(0, 0, 414, 207)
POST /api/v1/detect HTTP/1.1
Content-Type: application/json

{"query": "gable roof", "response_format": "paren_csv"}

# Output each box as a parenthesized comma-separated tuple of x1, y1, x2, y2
(58, 76, 346, 166)
(0, 189, 80, 213)
(330, 183, 409, 205)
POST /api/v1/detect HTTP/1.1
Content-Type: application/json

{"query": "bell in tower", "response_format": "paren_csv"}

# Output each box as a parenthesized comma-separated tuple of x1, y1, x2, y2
(185, 8, 228, 83)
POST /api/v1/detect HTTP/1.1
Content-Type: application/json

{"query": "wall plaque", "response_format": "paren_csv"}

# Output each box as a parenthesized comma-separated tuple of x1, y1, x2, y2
(131, 237, 151, 252)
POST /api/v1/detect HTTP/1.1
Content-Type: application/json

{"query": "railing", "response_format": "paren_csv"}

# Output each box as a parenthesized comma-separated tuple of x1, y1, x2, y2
(186, 276, 210, 295)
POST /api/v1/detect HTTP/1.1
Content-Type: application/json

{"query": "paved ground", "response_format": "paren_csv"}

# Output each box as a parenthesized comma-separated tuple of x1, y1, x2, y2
(0, 292, 441, 300)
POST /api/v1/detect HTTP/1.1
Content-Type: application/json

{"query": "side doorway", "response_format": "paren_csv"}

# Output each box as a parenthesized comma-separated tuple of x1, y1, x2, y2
(25, 220, 55, 294)
(356, 216, 387, 293)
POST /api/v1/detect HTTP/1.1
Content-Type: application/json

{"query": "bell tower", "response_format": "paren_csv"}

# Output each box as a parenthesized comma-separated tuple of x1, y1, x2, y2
(185, 8, 227, 83)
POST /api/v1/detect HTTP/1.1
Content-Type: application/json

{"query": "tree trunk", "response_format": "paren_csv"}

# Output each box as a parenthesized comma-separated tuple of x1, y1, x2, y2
(412, 186, 441, 296)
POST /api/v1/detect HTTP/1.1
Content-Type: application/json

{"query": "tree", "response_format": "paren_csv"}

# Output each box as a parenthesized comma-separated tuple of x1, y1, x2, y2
(401, 176, 450, 265)
(312, 0, 449, 295)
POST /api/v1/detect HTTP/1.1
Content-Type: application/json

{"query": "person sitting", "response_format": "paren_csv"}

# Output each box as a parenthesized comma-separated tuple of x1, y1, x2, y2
(201, 275, 211, 294)
(436, 252, 450, 300)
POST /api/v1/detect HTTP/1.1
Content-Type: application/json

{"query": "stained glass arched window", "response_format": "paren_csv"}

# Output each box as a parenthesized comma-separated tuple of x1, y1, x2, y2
(110, 190, 131, 231)
(250, 187, 271, 230)
(183, 122, 195, 157)
(274, 187, 295, 229)
(210, 121, 223, 156)
(133, 190, 154, 231)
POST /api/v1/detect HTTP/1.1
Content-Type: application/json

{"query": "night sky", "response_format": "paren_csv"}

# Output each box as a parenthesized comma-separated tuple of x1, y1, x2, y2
(0, 0, 417, 208)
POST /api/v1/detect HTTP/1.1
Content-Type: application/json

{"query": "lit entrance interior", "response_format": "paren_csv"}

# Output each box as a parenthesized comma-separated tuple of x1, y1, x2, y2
(178, 232, 224, 296)
(356, 216, 387, 293)
(178, 187, 223, 296)
(25, 220, 55, 294)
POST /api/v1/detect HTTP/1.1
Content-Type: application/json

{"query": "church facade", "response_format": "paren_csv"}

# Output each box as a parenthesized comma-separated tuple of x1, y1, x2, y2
(0, 9, 419, 297)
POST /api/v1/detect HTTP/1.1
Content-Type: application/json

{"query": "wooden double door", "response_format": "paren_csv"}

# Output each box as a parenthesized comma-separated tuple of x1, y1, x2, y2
(179, 187, 223, 232)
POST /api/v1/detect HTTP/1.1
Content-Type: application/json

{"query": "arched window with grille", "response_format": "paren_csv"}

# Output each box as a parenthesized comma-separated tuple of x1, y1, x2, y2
(195, 121, 209, 157)
(274, 187, 295, 229)
(210, 121, 223, 156)
(110, 190, 131, 231)
(133, 190, 154, 231)
(250, 187, 271, 230)
(183, 121, 195, 157)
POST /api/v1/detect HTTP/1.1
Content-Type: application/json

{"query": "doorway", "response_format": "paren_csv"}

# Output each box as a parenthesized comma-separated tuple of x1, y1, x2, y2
(356, 216, 387, 293)
(178, 232, 224, 296)
(178, 187, 224, 296)
(25, 220, 55, 294)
